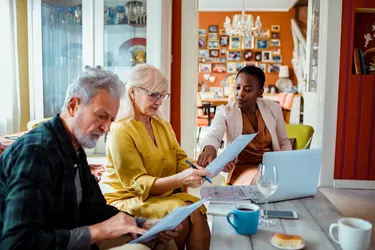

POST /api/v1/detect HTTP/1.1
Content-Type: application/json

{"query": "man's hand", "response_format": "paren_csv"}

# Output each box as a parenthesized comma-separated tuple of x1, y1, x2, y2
(142, 219, 183, 244)
(89, 212, 147, 244)
(196, 145, 217, 167)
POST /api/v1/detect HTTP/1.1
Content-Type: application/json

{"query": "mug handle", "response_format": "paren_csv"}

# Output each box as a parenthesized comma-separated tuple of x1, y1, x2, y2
(329, 223, 340, 244)
(226, 212, 237, 230)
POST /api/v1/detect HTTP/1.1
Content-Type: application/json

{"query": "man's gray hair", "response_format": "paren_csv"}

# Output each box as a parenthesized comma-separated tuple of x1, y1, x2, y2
(61, 67, 125, 112)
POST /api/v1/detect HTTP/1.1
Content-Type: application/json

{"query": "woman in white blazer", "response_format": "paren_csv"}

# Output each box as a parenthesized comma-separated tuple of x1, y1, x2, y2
(197, 66, 291, 185)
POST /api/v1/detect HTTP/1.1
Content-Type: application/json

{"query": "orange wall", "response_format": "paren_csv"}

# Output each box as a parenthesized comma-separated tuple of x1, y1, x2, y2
(198, 10, 296, 89)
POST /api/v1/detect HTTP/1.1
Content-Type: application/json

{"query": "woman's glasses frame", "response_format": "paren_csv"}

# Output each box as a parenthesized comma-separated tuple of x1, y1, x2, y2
(137, 86, 170, 101)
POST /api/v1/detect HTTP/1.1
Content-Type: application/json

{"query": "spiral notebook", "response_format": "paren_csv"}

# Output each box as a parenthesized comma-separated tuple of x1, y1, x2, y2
(207, 200, 252, 216)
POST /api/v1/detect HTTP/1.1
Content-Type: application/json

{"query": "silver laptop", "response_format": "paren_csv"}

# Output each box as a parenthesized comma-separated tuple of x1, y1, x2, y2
(251, 148, 323, 204)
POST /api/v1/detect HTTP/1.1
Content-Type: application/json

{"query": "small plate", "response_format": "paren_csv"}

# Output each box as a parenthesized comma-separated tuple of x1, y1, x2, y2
(270, 236, 305, 250)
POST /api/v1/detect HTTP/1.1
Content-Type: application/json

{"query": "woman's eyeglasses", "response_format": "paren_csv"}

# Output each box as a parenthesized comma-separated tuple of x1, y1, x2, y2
(137, 87, 171, 100)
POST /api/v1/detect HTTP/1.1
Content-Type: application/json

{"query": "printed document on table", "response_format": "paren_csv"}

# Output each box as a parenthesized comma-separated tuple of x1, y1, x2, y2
(130, 199, 207, 243)
(200, 185, 259, 200)
(206, 133, 257, 178)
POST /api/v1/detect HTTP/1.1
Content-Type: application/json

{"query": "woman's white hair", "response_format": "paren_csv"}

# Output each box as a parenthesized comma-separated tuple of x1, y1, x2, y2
(116, 64, 168, 120)
(61, 67, 125, 112)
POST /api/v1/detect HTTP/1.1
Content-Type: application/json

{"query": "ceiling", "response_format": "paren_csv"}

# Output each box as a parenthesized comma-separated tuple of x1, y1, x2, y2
(198, 0, 299, 12)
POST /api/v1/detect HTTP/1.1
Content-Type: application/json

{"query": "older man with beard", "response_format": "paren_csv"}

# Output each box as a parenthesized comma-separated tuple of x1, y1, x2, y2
(0, 68, 181, 250)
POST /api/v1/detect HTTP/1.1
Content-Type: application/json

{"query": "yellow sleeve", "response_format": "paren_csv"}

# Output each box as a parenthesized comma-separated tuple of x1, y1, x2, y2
(165, 122, 192, 173)
(106, 124, 157, 201)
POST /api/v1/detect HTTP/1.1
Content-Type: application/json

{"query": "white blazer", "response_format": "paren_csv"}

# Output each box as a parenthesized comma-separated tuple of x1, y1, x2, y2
(200, 98, 292, 152)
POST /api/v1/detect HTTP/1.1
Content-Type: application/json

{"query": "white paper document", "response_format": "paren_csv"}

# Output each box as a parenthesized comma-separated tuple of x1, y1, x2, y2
(206, 133, 257, 178)
(129, 199, 207, 243)
(200, 185, 259, 200)
(207, 200, 253, 216)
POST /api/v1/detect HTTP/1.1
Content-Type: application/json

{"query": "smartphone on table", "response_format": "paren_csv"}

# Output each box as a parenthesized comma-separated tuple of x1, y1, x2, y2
(260, 210, 298, 219)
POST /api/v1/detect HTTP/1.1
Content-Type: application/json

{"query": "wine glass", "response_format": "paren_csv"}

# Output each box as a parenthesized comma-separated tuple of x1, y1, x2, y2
(256, 163, 278, 227)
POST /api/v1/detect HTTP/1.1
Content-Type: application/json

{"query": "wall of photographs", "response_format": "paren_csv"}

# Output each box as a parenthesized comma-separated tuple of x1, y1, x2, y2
(198, 11, 297, 88)
(199, 25, 282, 75)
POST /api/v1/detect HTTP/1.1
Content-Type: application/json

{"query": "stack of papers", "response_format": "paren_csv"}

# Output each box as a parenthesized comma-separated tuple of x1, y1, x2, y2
(201, 185, 260, 216)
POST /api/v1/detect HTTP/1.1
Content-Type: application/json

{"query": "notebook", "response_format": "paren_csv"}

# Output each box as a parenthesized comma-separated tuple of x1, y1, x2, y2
(206, 200, 252, 216)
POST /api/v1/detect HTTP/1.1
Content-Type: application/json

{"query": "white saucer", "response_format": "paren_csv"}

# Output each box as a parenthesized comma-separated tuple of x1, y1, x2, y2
(270, 236, 306, 250)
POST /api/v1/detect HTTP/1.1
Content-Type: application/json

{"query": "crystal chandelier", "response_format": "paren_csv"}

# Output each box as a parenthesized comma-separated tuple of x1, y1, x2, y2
(224, 0, 262, 37)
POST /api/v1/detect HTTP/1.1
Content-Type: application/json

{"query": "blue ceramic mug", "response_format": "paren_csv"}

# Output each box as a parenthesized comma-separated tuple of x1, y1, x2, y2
(226, 203, 260, 235)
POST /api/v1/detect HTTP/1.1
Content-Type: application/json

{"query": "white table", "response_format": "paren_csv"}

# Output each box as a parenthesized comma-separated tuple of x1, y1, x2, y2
(209, 190, 374, 250)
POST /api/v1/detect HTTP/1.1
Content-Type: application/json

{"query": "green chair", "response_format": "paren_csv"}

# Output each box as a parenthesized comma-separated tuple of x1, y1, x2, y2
(286, 124, 314, 150)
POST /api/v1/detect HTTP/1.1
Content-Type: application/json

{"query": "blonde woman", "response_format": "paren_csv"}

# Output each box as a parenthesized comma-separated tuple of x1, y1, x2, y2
(99, 64, 211, 250)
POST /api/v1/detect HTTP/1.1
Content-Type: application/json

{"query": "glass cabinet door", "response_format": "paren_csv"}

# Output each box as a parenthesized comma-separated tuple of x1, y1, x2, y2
(306, 0, 320, 93)
(94, 0, 147, 80)
(38, 0, 84, 118)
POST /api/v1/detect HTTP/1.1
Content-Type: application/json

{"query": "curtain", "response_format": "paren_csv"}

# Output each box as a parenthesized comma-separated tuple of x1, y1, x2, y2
(0, 0, 20, 136)
(41, 2, 82, 117)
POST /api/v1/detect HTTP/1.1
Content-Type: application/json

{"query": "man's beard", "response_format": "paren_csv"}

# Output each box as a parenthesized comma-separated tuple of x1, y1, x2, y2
(74, 113, 101, 149)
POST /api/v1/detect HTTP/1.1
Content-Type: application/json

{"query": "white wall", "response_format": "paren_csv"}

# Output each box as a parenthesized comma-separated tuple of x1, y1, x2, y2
(180, 0, 198, 157)
(317, 0, 342, 187)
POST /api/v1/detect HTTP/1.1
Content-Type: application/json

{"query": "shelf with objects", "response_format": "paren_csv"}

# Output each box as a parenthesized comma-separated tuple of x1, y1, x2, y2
(352, 8, 375, 75)
(103, 1, 147, 73)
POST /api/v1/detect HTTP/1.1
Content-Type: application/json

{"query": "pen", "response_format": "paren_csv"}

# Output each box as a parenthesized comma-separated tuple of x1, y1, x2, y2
(185, 159, 212, 184)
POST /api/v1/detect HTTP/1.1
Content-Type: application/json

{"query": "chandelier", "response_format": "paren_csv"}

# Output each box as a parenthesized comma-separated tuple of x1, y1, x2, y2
(224, 0, 262, 37)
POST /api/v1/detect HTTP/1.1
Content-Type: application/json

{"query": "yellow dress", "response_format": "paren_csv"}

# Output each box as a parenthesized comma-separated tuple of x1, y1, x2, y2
(99, 116, 205, 219)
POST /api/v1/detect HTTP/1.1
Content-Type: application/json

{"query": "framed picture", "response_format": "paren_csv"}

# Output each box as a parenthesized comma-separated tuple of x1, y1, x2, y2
(220, 35, 229, 46)
(229, 36, 242, 50)
(272, 55, 282, 63)
(258, 63, 267, 72)
(199, 49, 209, 57)
(209, 49, 219, 57)
(198, 36, 206, 49)
(254, 51, 262, 61)
(272, 48, 281, 55)
(208, 25, 218, 33)
(220, 48, 227, 55)
(199, 63, 211, 72)
(243, 36, 254, 49)
(236, 62, 244, 72)
(256, 38, 269, 49)
(220, 29, 227, 35)
(227, 62, 236, 73)
(271, 25, 280, 31)
(209, 33, 218, 40)
(199, 57, 209, 63)
(211, 58, 219, 62)
(271, 32, 280, 39)
(212, 63, 227, 73)
(227, 51, 242, 61)
(268, 63, 281, 73)
(270, 39, 281, 47)
(262, 51, 272, 62)
(207, 40, 219, 49)
(244, 50, 253, 61)
(219, 57, 227, 62)
(198, 29, 206, 36)
(261, 29, 270, 38)
(244, 61, 257, 67)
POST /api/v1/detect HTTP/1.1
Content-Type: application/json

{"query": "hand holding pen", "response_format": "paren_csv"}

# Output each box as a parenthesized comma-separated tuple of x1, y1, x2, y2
(185, 160, 212, 184)
(175, 160, 212, 188)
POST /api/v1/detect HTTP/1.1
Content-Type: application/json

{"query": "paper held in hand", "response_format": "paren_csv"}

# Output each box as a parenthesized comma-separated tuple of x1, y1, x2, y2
(206, 133, 257, 178)
(129, 199, 207, 244)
